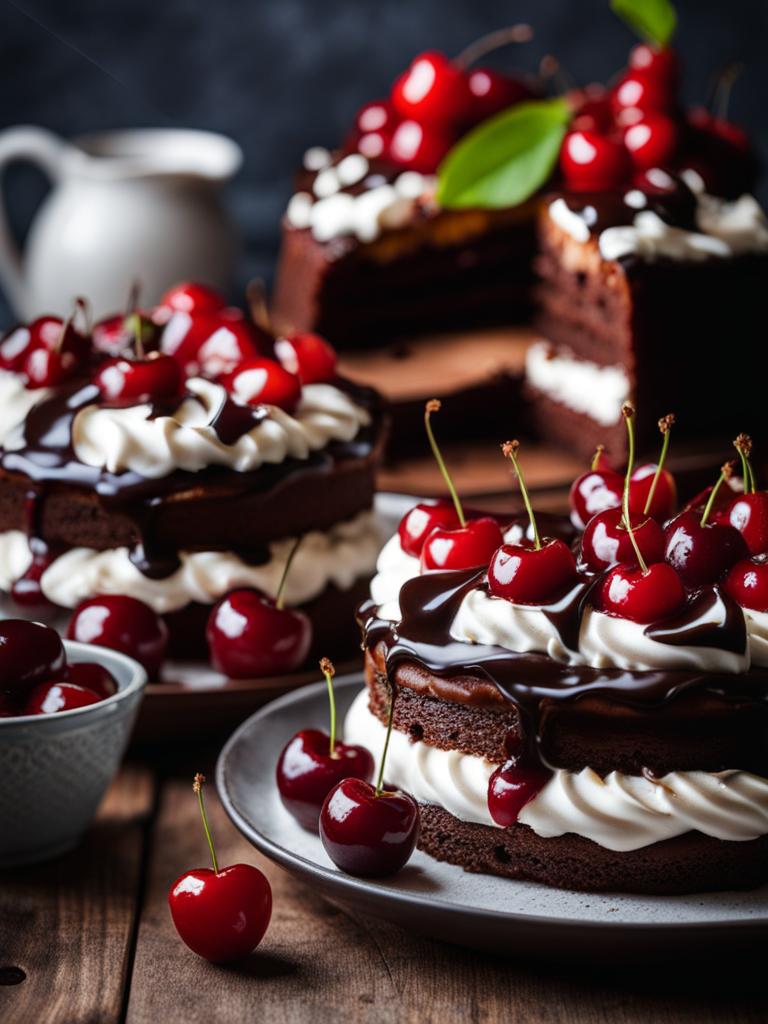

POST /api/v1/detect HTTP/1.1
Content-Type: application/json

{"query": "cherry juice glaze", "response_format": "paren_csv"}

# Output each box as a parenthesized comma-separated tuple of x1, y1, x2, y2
(1, 377, 381, 583)
(359, 568, 768, 769)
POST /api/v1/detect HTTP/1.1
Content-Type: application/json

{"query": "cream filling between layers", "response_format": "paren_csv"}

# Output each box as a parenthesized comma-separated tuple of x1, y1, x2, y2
(525, 341, 629, 426)
(0, 369, 50, 446)
(0, 511, 381, 613)
(344, 689, 768, 853)
(65, 379, 371, 479)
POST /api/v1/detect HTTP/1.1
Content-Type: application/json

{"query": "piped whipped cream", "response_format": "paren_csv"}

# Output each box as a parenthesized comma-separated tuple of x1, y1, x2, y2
(344, 688, 768, 852)
(0, 511, 380, 612)
(0, 369, 49, 446)
(285, 151, 436, 243)
(69, 378, 370, 479)
(743, 608, 768, 669)
(526, 341, 629, 426)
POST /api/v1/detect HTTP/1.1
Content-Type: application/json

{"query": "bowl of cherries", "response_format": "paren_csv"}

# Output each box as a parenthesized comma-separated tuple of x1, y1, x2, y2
(0, 619, 147, 866)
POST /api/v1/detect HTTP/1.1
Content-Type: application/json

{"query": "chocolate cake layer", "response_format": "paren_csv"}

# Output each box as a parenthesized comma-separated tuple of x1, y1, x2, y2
(272, 205, 537, 349)
(365, 650, 768, 776)
(418, 804, 768, 894)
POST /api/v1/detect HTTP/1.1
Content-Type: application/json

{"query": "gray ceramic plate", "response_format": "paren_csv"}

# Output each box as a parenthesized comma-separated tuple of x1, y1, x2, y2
(217, 674, 768, 959)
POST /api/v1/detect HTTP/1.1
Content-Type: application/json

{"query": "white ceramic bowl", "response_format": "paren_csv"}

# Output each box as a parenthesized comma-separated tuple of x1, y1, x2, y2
(0, 641, 147, 866)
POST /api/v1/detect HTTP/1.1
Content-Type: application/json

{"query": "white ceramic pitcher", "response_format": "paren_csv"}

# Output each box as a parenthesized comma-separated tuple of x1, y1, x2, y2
(0, 126, 243, 320)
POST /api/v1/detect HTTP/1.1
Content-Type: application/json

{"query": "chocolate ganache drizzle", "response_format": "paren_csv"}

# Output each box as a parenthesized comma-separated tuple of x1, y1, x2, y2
(0, 376, 380, 587)
(359, 566, 768, 770)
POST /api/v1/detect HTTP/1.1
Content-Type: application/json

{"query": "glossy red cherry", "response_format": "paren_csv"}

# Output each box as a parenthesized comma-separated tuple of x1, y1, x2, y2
(569, 457, 624, 530)
(274, 332, 337, 385)
(488, 539, 576, 604)
(92, 312, 159, 357)
(169, 774, 271, 963)
(93, 353, 183, 406)
(67, 595, 168, 678)
(465, 69, 531, 123)
(488, 758, 549, 826)
(420, 516, 502, 571)
(397, 500, 460, 558)
(206, 589, 311, 678)
(628, 45, 680, 89)
(727, 493, 768, 556)
(679, 110, 758, 199)
(65, 661, 118, 700)
(160, 310, 266, 379)
(664, 510, 749, 587)
(624, 113, 679, 170)
(276, 658, 374, 831)
(580, 507, 665, 572)
(0, 317, 68, 373)
(571, 90, 614, 133)
(388, 120, 454, 174)
(0, 619, 65, 696)
(725, 555, 768, 612)
(599, 561, 686, 623)
(159, 282, 226, 316)
(628, 462, 677, 521)
(346, 99, 397, 158)
(391, 51, 472, 126)
(21, 316, 90, 388)
(320, 777, 419, 878)
(612, 70, 675, 117)
(222, 358, 301, 413)
(23, 681, 102, 716)
(560, 130, 632, 192)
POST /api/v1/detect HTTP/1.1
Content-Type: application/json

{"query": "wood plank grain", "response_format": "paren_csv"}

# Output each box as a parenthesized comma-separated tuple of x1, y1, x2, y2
(0, 764, 156, 1024)
(125, 773, 768, 1024)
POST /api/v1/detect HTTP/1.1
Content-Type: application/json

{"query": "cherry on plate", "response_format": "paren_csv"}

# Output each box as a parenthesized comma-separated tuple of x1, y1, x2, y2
(206, 588, 311, 678)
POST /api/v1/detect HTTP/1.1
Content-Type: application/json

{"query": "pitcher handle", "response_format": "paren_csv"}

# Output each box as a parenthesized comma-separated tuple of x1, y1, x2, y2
(0, 126, 74, 317)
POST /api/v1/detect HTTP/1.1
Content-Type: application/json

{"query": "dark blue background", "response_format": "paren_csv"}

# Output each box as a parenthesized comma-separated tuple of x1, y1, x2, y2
(1, 0, 766, 320)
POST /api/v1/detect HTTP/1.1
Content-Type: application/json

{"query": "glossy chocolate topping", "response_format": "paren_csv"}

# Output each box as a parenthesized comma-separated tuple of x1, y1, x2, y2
(556, 173, 699, 238)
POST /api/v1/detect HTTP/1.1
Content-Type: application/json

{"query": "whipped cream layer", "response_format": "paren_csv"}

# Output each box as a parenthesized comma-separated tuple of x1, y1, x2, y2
(549, 189, 768, 263)
(744, 608, 768, 669)
(70, 378, 370, 479)
(525, 341, 629, 426)
(0, 511, 380, 612)
(0, 369, 49, 446)
(345, 689, 768, 852)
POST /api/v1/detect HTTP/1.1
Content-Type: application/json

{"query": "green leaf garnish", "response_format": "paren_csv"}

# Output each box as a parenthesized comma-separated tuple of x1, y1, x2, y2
(437, 97, 571, 210)
(610, 0, 677, 47)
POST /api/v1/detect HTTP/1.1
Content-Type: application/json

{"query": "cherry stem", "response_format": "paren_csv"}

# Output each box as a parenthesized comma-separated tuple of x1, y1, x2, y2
(701, 463, 734, 527)
(591, 445, 606, 472)
(127, 313, 145, 360)
(275, 536, 303, 611)
(733, 434, 755, 494)
(193, 773, 219, 874)
(454, 23, 533, 69)
(712, 62, 744, 121)
(643, 413, 674, 515)
(621, 404, 647, 573)
(320, 658, 338, 758)
(424, 400, 465, 527)
(74, 296, 92, 335)
(375, 683, 395, 798)
(246, 278, 272, 333)
(502, 440, 540, 550)
(55, 302, 79, 354)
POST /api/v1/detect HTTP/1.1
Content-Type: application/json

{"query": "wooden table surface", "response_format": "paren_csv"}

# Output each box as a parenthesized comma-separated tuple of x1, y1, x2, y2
(2, 755, 767, 1024)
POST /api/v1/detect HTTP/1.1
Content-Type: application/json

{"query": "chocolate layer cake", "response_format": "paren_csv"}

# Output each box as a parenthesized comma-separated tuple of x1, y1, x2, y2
(344, 504, 768, 894)
(528, 173, 768, 459)
(0, 332, 386, 677)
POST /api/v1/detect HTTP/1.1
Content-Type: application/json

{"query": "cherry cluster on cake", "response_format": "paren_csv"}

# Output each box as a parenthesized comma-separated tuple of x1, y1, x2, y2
(0, 619, 118, 717)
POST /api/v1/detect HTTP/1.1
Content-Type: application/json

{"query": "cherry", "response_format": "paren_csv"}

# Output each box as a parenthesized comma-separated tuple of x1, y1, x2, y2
(276, 658, 374, 831)
(274, 332, 337, 385)
(629, 45, 680, 89)
(397, 500, 460, 558)
(23, 681, 102, 716)
(598, 561, 686, 623)
(569, 446, 624, 530)
(465, 69, 531, 123)
(623, 113, 679, 170)
(169, 773, 271, 963)
(221, 358, 301, 413)
(92, 312, 159, 357)
(488, 758, 549, 826)
(66, 661, 118, 700)
(571, 90, 614, 134)
(66, 595, 168, 678)
(0, 619, 65, 696)
(680, 110, 757, 199)
(160, 310, 266, 379)
(664, 510, 748, 587)
(728, 494, 768, 556)
(0, 317, 66, 373)
(387, 119, 454, 174)
(20, 311, 90, 388)
(93, 353, 183, 406)
(580, 506, 665, 572)
(560, 130, 632, 192)
(725, 555, 768, 613)
(629, 464, 676, 520)
(487, 441, 576, 603)
(346, 100, 397, 158)
(612, 70, 675, 117)
(159, 282, 226, 317)
(391, 51, 472, 126)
